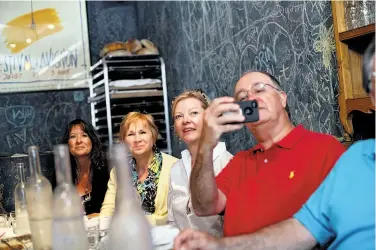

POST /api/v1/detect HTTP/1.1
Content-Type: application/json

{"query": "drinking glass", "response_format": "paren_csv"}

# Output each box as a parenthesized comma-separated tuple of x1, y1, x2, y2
(97, 230, 109, 250)
(96, 241, 108, 250)
(9, 212, 16, 233)
(0, 214, 8, 228)
(87, 227, 100, 250)
(9, 212, 15, 225)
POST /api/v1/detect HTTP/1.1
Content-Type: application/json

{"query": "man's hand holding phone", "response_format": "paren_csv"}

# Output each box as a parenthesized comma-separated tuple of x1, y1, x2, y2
(223, 100, 259, 124)
(199, 97, 259, 151)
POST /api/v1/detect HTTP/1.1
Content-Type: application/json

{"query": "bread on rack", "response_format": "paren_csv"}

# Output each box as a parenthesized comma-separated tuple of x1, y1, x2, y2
(125, 39, 142, 53)
(100, 42, 129, 57)
(137, 47, 159, 55)
(99, 39, 160, 57)
(106, 50, 132, 57)
(137, 39, 159, 55)
(140, 39, 157, 50)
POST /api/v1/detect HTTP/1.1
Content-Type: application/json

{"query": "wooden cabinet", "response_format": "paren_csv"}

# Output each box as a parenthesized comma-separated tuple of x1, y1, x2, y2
(331, 1, 375, 141)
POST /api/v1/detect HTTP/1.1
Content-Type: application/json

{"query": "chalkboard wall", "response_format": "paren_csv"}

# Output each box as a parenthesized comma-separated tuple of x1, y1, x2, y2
(87, 1, 139, 63)
(136, 1, 343, 156)
(0, 90, 90, 155)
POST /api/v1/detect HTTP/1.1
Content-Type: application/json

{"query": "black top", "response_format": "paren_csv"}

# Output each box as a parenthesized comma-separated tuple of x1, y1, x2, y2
(82, 167, 109, 215)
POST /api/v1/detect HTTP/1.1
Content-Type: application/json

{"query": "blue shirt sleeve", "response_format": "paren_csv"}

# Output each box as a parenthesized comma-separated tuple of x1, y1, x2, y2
(293, 164, 338, 246)
(294, 139, 375, 248)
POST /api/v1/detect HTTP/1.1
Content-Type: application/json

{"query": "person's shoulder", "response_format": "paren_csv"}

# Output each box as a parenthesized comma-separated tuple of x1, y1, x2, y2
(351, 138, 375, 149)
(162, 152, 179, 161)
(333, 139, 374, 174)
(94, 167, 110, 181)
(305, 129, 340, 143)
(161, 152, 179, 165)
(342, 139, 375, 159)
(109, 167, 115, 175)
(170, 158, 183, 174)
(171, 158, 183, 167)
(215, 142, 233, 158)
(222, 150, 233, 158)
(169, 158, 185, 180)
(219, 151, 234, 165)
(217, 149, 251, 173)
(302, 128, 344, 149)
(214, 150, 234, 174)
(219, 150, 234, 166)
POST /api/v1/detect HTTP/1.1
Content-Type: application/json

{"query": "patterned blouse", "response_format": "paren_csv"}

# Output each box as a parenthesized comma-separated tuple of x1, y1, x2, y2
(131, 149, 163, 214)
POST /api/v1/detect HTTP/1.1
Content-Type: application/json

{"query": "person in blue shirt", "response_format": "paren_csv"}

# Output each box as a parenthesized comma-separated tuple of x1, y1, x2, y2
(173, 37, 375, 250)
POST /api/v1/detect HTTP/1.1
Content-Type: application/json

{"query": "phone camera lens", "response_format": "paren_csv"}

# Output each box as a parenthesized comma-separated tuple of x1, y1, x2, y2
(251, 101, 258, 108)
(244, 107, 253, 115)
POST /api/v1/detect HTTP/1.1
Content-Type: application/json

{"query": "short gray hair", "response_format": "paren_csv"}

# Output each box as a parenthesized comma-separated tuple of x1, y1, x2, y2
(237, 69, 291, 120)
(239, 69, 283, 90)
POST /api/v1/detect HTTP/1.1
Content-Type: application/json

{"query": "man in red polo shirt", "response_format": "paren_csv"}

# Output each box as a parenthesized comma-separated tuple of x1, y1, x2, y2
(188, 70, 345, 237)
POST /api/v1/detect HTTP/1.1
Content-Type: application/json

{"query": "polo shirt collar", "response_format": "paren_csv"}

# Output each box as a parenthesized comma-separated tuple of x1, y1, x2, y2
(251, 125, 307, 153)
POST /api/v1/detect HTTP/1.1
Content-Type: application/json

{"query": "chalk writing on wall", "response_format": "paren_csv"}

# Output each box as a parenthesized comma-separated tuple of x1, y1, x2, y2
(137, 1, 343, 155)
(0, 90, 90, 155)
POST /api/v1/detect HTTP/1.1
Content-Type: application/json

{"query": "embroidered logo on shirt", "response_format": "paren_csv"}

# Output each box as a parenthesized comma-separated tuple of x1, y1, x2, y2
(289, 171, 295, 179)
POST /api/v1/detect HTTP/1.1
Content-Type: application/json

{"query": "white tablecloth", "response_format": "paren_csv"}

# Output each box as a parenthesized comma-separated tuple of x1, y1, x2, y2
(0, 217, 180, 249)
(85, 216, 179, 250)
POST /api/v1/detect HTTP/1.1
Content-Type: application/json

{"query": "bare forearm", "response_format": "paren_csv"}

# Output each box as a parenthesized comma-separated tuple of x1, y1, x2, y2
(218, 219, 317, 250)
(190, 145, 218, 216)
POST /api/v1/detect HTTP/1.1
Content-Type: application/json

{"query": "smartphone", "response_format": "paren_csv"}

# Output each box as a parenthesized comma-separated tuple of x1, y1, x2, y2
(223, 100, 259, 124)
(237, 100, 259, 123)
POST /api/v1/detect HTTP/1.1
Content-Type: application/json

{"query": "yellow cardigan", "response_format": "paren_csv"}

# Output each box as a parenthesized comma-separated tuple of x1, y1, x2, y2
(100, 153, 178, 226)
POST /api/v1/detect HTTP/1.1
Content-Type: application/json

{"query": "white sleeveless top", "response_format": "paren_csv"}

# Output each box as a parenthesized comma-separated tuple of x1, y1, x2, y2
(167, 142, 233, 237)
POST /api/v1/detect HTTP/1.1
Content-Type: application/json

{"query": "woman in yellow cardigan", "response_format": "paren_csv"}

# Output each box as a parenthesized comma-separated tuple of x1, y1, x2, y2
(100, 111, 177, 226)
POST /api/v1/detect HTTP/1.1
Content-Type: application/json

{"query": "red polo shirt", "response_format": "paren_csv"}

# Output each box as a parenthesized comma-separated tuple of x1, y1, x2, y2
(216, 125, 345, 236)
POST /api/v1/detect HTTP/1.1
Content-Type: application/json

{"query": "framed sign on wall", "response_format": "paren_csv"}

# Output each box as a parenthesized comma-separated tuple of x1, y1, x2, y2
(0, 0, 91, 93)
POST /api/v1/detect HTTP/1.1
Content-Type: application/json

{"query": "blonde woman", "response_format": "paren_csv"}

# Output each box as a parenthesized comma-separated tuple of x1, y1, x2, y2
(168, 90, 233, 236)
(100, 112, 178, 226)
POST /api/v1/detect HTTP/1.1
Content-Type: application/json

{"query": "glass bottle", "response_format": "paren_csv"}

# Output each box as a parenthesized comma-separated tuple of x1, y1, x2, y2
(52, 144, 88, 250)
(108, 143, 153, 250)
(25, 146, 53, 250)
(13, 162, 31, 235)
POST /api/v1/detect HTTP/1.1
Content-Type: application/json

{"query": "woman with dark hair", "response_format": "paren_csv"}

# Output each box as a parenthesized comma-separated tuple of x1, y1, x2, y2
(62, 119, 109, 217)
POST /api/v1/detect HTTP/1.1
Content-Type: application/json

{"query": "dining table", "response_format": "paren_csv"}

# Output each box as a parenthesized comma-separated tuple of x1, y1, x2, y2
(0, 216, 179, 250)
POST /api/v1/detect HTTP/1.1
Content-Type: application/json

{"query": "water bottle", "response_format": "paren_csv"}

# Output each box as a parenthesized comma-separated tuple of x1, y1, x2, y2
(52, 144, 89, 250)
(25, 146, 53, 250)
(108, 143, 153, 250)
(13, 162, 31, 235)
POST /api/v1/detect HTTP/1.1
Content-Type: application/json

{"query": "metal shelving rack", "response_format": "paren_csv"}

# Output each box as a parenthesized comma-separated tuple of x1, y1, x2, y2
(88, 55, 172, 155)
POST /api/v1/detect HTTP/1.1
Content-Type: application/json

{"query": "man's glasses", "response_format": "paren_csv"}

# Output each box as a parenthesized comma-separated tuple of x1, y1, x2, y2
(235, 82, 281, 101)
